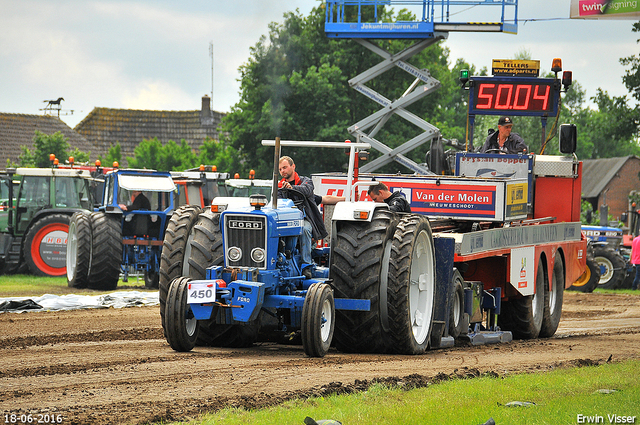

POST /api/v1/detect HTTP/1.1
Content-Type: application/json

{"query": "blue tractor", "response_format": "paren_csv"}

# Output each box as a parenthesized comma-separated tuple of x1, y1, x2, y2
(66, 169, 176, 290)
(581, 225, 629, 290)
(163, 191, 371, 357)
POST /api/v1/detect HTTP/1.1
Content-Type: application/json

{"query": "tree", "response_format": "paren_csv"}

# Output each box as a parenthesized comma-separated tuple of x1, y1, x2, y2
(18, 131, 90, 168)
(621, 21, 640, 102)
(198, 138, 241, 175)
(98, 142, 122, 167)
(126, 138, 199, 171)
(574, 89, 640, 159)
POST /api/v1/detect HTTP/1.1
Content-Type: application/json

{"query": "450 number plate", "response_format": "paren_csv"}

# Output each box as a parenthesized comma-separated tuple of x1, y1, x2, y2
(187, 281, 218, 304)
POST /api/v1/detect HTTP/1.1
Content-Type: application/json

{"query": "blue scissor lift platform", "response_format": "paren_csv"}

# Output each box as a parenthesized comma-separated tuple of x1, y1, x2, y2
(324, 0, 519, 173)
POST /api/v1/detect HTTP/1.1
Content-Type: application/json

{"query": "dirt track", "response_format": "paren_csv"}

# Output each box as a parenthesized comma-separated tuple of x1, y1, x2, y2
(1, 291, 639, 425)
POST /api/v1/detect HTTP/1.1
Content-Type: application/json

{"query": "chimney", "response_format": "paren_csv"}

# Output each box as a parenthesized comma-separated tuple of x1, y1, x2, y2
(200, 95, 214, 126)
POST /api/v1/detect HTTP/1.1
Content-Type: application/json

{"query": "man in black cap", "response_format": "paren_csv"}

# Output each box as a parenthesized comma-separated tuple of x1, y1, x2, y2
(479, 116, 528, 154)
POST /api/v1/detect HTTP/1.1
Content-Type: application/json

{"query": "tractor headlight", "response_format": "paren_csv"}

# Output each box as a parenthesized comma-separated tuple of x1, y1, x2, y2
(227, 246, 242, 262)
(250, 247, 266, 263)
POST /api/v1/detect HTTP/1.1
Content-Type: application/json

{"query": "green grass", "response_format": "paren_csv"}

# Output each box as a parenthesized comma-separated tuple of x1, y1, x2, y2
(169, 360, 639, 425)
(0, 274, 152, 297)
(594, 288, 639, 295)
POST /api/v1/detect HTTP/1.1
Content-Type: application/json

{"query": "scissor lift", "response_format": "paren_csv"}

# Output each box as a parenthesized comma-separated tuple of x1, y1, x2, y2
(324, 0, 519, 173)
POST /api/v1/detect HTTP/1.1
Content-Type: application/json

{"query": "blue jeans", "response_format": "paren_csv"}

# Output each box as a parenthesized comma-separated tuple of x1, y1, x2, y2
(300, 219, 313, 267)
(633, 265, 640, 290)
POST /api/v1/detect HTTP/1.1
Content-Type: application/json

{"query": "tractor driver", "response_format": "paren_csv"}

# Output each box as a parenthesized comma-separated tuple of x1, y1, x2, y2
(119, 190, 151, 211)
(278, 156, 328, 279)
(479, 116, 528, 154)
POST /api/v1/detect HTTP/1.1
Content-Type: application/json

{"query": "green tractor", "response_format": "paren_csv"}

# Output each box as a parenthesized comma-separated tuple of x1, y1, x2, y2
(0, 167, 96, 276)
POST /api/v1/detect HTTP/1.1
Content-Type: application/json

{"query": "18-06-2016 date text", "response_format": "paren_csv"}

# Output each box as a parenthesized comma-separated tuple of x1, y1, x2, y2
(4, 413, 64, 424)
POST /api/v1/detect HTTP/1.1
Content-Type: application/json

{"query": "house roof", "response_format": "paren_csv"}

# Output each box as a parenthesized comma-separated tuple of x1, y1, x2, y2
(0, 113, 94, 166)
(74, 100, 225, 162)
(581, 156, 637, 198)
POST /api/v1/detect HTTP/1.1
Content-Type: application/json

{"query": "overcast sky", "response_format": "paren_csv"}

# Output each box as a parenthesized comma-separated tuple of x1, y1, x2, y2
(0, 0, 637, 130)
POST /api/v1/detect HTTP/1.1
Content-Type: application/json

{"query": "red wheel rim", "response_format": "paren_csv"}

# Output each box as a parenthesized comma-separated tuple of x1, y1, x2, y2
(30, 223, 69, 276)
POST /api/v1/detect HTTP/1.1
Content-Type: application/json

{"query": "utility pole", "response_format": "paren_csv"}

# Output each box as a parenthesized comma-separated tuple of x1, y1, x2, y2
(209, 41, 214, 104)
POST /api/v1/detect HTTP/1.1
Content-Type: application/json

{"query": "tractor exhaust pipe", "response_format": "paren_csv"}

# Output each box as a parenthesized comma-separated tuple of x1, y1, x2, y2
(271, 136, 281, 208)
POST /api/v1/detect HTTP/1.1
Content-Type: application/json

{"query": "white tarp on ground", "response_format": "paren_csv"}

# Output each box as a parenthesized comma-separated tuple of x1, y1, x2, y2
(0, 291, 159, 313)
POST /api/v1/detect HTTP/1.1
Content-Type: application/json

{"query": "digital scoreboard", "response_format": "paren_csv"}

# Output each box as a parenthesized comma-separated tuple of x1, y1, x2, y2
(468, 76, 560, 117)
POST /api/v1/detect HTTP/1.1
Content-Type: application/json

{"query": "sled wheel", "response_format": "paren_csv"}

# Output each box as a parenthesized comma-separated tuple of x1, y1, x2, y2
(67, 212, 92, 288)
(540, 254, 564, 338)
(302, 283, 335, 357)
(24, 214, 70, 277)
(165, 276, 198, 352)
(448, 269, 466, 339)
(499, 255, 546, 339)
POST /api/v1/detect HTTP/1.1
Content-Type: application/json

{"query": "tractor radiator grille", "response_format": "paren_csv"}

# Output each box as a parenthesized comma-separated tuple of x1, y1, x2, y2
(223, 214, 267, 269)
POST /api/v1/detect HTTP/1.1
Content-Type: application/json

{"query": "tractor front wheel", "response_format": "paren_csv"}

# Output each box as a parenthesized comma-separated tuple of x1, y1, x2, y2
(301, 283, 335, 357)
(67, 212, 92, 288)
(88, 212, 122, 290)
(165, 276, 198, 352)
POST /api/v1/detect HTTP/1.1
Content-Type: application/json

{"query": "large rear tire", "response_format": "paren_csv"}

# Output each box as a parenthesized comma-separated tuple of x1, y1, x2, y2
(301, 283, 335, 358)
(88, 212, 122, 290)
(67, 212, 92, 288)
(568, 257, 599, 293)
(330, 209, 399, 353)
(24, 214, 70, 277)
(165, 276, 198, 352)
(540, 254, 564, 338)
(159, 205, 202, 332)
(186, 211, 259, 348)
(499, 255, 546, 339)
(386, 214, 436, 354)
(594, 247, 626, 289)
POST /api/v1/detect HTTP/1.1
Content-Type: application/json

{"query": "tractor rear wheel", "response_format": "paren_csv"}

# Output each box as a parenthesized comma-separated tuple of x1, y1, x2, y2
(540, 254, 564, 337)
(594, 247, 626, 289)
(330, 209, 399, 353)
(159, 205, 202, 333)
(88, 212, 122, 290)
(386, 214, 436, 354)
(186, 211, 259, 348)
(499, 255, 546, 339)
(67, 212, 92, 288)
(568, 257, 599, 293)
(24, 214, 70, 277)
(165, 276, 198, 352)
(301, 283, 335, 357)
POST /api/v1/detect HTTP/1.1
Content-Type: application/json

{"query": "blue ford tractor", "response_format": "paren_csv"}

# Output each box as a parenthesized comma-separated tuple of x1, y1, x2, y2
(66, 169, 176, 290)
